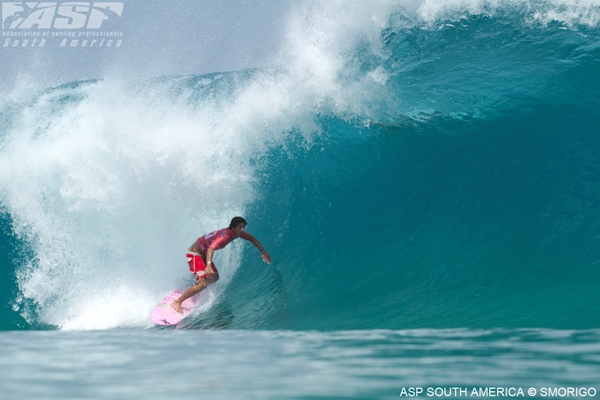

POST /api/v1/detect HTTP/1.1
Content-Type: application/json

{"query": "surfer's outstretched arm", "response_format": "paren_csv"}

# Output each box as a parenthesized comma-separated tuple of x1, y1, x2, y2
(245, 234, 271, 264)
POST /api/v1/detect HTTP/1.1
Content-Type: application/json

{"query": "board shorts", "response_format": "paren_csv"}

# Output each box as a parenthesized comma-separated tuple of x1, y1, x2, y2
(186, 252, 218, 283)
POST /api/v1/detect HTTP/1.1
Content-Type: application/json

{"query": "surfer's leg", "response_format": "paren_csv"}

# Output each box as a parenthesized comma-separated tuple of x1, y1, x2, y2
(172, 278, 207, 313)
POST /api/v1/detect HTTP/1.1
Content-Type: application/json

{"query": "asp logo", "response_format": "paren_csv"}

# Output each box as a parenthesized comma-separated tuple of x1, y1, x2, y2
(2, 2, 124, 30)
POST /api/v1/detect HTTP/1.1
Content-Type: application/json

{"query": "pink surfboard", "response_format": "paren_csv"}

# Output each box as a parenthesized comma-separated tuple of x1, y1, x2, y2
(150, 286, 200, 326)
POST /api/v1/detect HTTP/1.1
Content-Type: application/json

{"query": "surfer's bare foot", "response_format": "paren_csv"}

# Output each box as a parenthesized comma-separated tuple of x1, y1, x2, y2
(171, 302, 183, 314)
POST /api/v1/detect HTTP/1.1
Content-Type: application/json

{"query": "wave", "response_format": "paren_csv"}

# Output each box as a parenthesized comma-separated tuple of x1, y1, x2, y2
(1, 0, 599, 330)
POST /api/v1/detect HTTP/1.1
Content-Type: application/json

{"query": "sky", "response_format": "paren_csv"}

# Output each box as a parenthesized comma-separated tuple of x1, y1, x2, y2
(0, 0, 293, 90)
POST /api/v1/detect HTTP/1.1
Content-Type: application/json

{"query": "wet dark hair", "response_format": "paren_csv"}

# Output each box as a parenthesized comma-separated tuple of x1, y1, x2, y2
(229, 216, 247, 229)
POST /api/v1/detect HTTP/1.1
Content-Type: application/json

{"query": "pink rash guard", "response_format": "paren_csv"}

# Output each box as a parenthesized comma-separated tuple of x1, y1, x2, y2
(194, 227, 251, 254)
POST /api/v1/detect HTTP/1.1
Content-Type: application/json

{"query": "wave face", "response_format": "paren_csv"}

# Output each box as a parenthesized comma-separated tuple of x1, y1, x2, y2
(1, 0, 600, 330)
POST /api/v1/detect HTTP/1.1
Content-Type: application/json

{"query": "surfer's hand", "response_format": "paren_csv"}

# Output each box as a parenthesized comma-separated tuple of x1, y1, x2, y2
(261, 250, 271, 265)
(206, 265, 215, 275)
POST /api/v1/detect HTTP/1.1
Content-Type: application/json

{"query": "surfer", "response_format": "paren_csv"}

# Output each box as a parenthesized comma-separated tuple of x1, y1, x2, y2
(171, 216, 271, 313)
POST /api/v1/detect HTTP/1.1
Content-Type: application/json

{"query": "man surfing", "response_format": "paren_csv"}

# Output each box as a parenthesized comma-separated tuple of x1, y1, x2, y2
(171, 216, 271, 313)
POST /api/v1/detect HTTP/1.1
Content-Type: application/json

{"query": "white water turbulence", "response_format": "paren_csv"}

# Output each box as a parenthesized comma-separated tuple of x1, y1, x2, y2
(0, 76, 271, 329)
(1, 0, 599, 330)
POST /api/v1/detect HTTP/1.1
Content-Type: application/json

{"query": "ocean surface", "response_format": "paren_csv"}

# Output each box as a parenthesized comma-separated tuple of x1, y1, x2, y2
(1, 0, 600, 398)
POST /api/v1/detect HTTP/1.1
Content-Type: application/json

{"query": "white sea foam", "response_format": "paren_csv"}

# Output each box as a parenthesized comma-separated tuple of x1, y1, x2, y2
(0, 78, 261, 329)
(404, 0, 600, 27)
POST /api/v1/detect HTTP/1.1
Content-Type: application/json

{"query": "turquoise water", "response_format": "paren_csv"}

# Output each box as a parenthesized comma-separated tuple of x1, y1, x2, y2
(1, 0, 600, 397)
(1, 329, 599, 399)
